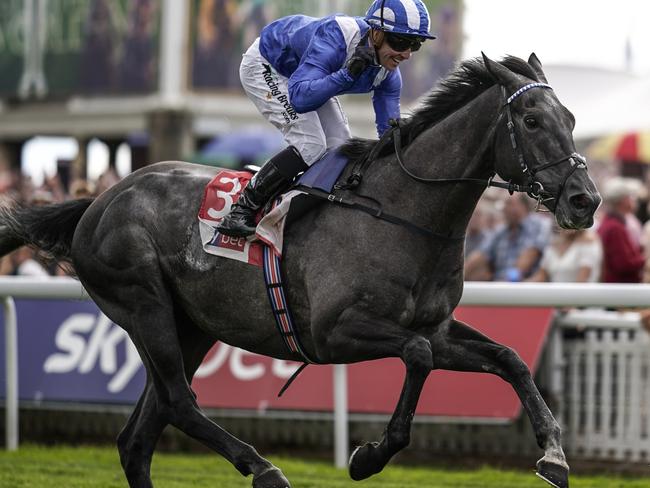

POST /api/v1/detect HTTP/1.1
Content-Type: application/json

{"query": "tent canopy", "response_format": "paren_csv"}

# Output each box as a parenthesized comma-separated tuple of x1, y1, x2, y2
(543, 65, 650, 140)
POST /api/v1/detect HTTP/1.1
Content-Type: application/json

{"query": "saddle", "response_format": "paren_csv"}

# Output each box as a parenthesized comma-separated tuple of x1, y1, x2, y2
(198, 122, 407, 265)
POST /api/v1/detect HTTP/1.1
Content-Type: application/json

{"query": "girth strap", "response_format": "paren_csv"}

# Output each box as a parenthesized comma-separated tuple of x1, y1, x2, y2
(263, 245, 316, 365)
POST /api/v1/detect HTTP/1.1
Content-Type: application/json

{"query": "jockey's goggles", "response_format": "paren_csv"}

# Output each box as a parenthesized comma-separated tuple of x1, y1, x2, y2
(384, 32, 426, 52)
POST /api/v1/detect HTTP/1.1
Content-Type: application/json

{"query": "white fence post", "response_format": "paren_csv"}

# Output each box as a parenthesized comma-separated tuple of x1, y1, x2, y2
(556, 309, 650, 461)
(3, 296, 17, 450)
(1, 277, 87, 451)
(333, 364, 349, 468)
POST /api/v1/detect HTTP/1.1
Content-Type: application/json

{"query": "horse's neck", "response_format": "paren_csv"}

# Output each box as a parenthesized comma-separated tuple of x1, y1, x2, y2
(412, 86, 502, 181)
(368, 86, 502, 238)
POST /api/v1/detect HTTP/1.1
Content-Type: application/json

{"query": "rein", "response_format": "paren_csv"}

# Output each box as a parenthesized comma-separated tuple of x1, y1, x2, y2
(390, 82, 588, 209)
(298, 185, 465, 240)
(307, 81, 588, 241)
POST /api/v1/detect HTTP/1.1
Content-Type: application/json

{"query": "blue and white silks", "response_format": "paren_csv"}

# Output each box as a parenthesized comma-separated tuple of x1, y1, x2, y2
(259, 15, 401, 136)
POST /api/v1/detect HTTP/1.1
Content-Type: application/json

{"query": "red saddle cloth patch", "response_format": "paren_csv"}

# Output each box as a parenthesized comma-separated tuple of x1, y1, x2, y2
(198, 170, 263, 266)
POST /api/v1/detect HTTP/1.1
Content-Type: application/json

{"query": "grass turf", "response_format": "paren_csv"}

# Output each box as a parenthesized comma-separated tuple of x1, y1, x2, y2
(1, 445, 649, 487)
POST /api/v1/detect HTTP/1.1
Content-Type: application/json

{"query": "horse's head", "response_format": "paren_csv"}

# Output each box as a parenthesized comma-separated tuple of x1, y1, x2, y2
(482, 53, 601, 229)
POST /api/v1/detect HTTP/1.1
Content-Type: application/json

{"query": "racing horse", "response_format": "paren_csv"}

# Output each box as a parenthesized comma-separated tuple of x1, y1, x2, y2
(0, 54, 599, 488)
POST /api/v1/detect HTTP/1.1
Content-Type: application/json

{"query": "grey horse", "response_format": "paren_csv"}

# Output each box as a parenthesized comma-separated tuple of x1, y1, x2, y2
(0, 54, 600, 488)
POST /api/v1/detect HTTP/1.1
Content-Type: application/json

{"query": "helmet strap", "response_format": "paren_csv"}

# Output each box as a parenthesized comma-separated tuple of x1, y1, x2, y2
(369, 28, 384, 49)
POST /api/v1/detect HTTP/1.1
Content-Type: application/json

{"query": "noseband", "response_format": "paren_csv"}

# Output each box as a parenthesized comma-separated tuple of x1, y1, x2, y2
(389, 81, 588, 210)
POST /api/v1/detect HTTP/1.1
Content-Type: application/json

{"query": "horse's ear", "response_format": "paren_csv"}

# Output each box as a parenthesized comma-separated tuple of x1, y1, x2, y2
(481, 52, 517, 86)
(527, 52, 548, 83)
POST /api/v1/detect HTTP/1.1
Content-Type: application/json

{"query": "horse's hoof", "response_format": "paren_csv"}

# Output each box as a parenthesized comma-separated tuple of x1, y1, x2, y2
(252, 466, 291, 488)
(536, 459, 569, 488)
(348, 442, 384, 481)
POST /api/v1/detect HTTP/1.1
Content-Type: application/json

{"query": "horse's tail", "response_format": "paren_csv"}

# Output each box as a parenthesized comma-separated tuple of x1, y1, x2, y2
(0, 198, 94, 262)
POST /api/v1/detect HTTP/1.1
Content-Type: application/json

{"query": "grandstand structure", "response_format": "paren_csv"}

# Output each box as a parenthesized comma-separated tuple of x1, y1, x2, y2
(0, 0, 462, 179)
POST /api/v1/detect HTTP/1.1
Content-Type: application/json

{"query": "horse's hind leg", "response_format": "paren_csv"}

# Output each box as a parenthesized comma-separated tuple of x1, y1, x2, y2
(434, 319, 568, 488)
(87, 279, 289, 488)
(129, 307, 289, 488)
(117, 324, 217, 488)
(117, 381, 165, 488)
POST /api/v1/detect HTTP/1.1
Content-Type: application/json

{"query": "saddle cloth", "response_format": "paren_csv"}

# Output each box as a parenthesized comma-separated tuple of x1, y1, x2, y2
(198, 149, 349, 266)
(198, 170, 264, 266)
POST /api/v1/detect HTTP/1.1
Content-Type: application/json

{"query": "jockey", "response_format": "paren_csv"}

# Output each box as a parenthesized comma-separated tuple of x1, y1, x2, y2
(218, 0, 435, 237)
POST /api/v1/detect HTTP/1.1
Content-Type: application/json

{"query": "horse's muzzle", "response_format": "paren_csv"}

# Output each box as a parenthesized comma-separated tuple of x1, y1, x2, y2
(557, 190, 601, 229)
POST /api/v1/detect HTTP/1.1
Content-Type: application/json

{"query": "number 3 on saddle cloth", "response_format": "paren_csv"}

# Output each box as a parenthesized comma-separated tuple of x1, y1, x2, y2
(197, 149, 348, 266)
(197, 150, 348, 363)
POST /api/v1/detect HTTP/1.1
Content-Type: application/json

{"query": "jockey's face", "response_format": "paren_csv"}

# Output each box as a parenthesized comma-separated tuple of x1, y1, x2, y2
(371, 30, 416, 71)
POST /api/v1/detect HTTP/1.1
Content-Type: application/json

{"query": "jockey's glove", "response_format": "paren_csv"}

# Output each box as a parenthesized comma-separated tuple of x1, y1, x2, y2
(346, 42, 375, 78)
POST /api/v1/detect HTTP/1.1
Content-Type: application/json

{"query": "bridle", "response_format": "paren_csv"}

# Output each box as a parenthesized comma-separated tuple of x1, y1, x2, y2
(500, 83, 587, 209)
(309, 81, 590, 242)
(391, 81, 588, 211)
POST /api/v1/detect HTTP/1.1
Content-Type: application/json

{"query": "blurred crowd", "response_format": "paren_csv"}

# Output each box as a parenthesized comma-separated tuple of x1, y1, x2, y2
(0, 165, 122, 277)
(464, 176, 650, 285)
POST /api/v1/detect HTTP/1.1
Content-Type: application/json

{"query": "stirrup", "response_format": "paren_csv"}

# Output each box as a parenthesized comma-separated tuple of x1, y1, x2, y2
(217, 206, 257, 237)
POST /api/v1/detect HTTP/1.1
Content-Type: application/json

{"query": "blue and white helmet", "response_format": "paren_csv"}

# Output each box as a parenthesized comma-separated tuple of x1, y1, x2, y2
(365, 0, 436, 39)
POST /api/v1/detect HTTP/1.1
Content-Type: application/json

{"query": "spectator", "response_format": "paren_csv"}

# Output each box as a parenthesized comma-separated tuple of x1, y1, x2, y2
(0, 170, 102, 276)
(95, 167, 121, 195)
(464, 194, 551, 281)
(639, 198, 650, 283)
(12, 247, 49, 277)
(29, 189, 54, 206)
(0, 254, 13, 275)
(42, 174, 66, 203)
(528, 226, 602, 282)
(464, 202, 492, 257)
(69, 178, 96, 199)
(597, 177, 645, 283)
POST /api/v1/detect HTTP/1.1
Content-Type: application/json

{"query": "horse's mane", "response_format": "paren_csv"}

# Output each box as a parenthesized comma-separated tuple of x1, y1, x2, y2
(339, 56, 541, 165)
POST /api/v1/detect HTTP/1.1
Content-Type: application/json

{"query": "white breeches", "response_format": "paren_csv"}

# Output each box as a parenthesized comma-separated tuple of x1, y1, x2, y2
(239, 38, 352, 165)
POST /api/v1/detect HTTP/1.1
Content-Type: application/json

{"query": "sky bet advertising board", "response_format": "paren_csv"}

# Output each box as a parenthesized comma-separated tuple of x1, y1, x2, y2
(0, 299, 552, 420)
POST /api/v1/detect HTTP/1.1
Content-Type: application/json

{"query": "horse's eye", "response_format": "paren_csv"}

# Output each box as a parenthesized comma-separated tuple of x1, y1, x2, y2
(524, 117, 538, 128)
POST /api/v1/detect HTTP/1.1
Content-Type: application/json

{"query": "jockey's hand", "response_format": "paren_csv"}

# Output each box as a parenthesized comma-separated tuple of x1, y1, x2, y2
(346, 36, 375, 78)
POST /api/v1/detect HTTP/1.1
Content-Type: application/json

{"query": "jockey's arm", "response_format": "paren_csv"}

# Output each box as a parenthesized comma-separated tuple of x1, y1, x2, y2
(288, 22, 356, 113)
(516, 247, 543, 279)
(525, 267, 550, 282)
(372, 69, 402, 136)
(464, 250, 492, 281)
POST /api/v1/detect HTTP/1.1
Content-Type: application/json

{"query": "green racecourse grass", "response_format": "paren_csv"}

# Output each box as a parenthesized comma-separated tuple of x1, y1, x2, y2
(1, 445, 649, 487)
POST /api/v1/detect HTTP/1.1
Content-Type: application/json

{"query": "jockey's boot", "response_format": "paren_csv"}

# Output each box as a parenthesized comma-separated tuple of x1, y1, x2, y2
(217, 146, 307, 237)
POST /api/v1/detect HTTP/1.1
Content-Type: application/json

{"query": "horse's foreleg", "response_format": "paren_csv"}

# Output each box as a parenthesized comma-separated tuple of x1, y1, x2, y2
(349, 334, 432, 481)
(434, 319, 568, 488)
(316, 312, 433, 481)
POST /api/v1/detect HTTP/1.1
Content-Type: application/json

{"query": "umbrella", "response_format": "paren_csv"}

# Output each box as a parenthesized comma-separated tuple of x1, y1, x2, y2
(197, 127, 286, 167)
(586, 132, 650, 164)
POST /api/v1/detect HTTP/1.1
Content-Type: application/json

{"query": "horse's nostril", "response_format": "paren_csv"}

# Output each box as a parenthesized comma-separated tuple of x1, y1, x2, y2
(569, 193, 591, 211)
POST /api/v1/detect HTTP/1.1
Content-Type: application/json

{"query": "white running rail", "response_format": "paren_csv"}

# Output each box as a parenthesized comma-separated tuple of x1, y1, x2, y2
(3, 278, 650, 466)
(1, 277, 88, 451)
(555, 309, 650, 461)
